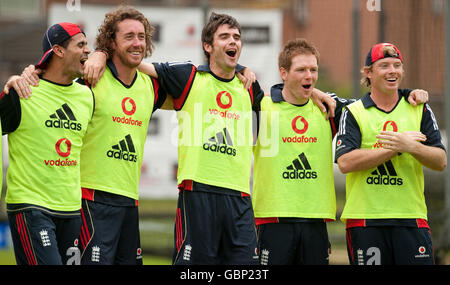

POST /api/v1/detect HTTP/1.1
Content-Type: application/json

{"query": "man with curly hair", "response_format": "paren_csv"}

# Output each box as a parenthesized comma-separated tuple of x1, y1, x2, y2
(13, 6, 167, 264)
(76, 5, 168, 265)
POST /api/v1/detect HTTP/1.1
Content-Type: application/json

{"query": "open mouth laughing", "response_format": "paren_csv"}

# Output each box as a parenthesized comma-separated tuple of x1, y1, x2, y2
(302, 84, 312, 90)
(226, 49, 237, 58)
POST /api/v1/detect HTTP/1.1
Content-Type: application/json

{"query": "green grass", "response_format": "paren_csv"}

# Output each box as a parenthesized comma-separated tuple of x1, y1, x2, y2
(0, 249, 171, 265)
(0, 250, 15, 265)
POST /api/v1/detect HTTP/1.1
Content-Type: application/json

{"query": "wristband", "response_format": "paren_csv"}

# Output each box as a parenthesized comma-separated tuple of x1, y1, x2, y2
(95, 49, 109, 58)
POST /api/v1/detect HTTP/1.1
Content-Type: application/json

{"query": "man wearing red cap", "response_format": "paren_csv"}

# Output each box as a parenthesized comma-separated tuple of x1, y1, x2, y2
(335, 43, 447, 265)
(0, 22, 93, 265)
(4, 7, 168, 265)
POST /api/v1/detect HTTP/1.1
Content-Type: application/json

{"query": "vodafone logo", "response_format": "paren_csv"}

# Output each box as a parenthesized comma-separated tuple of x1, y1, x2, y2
(414, 245, 430, 259)
(282, 116, 316, 143)
(44, 138, 77, 167)
(113, 97, 142, 127)
(383, 120, 398, 132)
(374, 121, 399, 148)
(122, 97, 136, 115)
(419, 246, 426, 254)
(292, 116, 308, 134)
(216, 91, 232, 109)
(55, 138, 72, 157)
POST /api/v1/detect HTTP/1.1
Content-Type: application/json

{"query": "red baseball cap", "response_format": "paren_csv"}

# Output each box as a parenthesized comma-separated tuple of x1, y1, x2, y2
(365, 43, 403, 66)
(35, 22, 85, 69)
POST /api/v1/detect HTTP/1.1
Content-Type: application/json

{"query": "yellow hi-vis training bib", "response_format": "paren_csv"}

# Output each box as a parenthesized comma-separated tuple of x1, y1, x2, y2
(341, 98, 425, 222)
(80, 67, 155, 200)
(253, 97, 336, 219)
(176, 71, 253, 194)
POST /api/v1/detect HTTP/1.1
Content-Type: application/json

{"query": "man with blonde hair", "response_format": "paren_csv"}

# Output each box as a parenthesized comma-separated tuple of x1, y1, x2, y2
(335, 43, 446, 265)
(252, 39, 427, 265)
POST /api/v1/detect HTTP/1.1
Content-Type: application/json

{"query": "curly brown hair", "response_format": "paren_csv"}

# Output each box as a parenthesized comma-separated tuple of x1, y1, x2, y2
(95, 5, 154, 59)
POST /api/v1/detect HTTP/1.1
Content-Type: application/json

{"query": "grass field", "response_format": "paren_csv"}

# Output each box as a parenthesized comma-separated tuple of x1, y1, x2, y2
(0, 248, 348, 265)
(0, 249, 172, 265)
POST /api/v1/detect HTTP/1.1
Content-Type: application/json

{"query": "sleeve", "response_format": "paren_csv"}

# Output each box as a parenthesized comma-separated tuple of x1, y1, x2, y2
(250, 80, 265, 112)
(150, 76, 168, 112)
(334, 107, 362, 162)
(0, 89, 21, 134)
(398, 88, 413, 100)
(420, 103, 445, 151)
(235, 64, 247, 73)
(153, 61, 197, 111)
(329, 93, 356, 137)
(75, 77, 89, 86)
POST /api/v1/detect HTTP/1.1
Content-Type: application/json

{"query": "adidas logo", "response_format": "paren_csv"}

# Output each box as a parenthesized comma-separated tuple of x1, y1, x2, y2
(366, 160, 403, 185)
(202, 128, 237, 156)
(106, 134, 138, 162)
(45, 103, 82, 131)
(282, 153, 317, 180)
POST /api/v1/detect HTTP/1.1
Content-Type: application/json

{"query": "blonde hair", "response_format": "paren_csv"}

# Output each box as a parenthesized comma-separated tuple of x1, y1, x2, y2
(361, 45, 401, 87)
(278, 38, 320, 71)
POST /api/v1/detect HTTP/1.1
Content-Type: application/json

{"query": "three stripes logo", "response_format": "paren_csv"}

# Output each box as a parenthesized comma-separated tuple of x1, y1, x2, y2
(45, 103, 82, 131)
(282, 152, 317, 180)
(366, 160, 403, 185)
(106, 134, 138, 162)
(202, 128, 237, 156)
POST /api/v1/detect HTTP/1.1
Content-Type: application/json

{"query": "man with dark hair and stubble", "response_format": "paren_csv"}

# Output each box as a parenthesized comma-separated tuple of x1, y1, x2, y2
(0, 22, 93, 265)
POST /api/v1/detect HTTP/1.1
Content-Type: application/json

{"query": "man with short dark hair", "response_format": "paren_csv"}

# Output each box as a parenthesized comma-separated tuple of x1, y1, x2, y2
(0, 22, 93, 265)
(155, 12, 264, 265)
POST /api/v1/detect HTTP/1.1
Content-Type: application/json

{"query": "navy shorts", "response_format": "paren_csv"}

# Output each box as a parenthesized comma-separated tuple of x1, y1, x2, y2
(7, 205, 81, 265)
(173, 182, 259, 265)
(257, 220, 330, 265)
(79, 189, 142, 265)
(346, 224, 434, 265)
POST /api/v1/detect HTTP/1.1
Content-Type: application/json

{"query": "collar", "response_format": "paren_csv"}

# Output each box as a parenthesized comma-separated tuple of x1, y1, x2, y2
(39, 75, 73, 87)
(270, 83, 285, 103)
(361, 91, 401, 109)
(106, 59, 119, 77)
(197, 64, 245, 83)
(106, 59, 137, 88)
(270, 83, 309, 107)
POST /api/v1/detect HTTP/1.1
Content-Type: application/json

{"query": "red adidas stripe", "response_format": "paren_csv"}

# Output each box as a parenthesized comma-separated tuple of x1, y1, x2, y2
(16, 213, 37, 265)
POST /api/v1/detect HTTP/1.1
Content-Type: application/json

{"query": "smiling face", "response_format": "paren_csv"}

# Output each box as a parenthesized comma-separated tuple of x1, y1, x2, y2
(365, 57, 403, 95)
(111, 18, 146, 68)
(60, 33, 90, 79)
(203, 24, 242, 78)
(281, 53, 318, 105)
